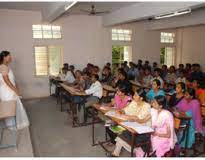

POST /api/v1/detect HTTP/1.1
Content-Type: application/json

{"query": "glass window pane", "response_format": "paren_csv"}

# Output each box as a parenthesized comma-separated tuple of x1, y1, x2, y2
(48, 46, 62, 76)
(32, 25, 42, 30)
(34, 46, 48, 76)
(112, 34, 118, 40)
(52, 26, 61, 31)
(43, 30, 52, 39)
(52, 31, 61, 39)
(33, 30, 42, 38)
(42, 25, 51, 30)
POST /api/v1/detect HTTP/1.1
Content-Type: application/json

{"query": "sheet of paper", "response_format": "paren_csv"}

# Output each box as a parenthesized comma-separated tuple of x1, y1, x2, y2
(105, 110, 127, 121)
(120, 121, 154, 134)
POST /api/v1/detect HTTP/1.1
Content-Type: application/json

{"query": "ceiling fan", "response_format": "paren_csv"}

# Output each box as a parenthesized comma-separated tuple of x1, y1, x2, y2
(80, 5, 110, 15)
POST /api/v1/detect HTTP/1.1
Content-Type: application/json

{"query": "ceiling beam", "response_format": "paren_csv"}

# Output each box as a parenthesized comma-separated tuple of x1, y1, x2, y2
(41, 1, 77, 23)
(102, 2, 204, 26)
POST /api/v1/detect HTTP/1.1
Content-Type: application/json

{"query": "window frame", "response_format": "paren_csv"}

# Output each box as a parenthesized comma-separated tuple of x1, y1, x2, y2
(33, 45, 63, 77)
(32, 24, 62, 40)
(111, 29, 132, 41)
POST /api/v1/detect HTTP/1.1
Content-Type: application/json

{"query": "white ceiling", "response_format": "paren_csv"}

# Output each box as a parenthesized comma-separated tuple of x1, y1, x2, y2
(0, 1, 205, 26)
(0, 2, 136, 13)
(0, 2, 58, 11)
(67, 2, 137, 15)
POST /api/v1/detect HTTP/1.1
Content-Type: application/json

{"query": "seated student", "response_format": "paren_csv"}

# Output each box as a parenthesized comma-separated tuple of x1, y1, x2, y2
(151, 62, 158, 74)
(112, 88, 151, 157)
(142, 67, 153, 87)
(168, 82, 185, 108)
(105, 84, 132, 144)
(177, 88, 203, 134)
(190, 63, 205, 81)
(62, 67, 75, 84)
(151, 68, 164, 88)
(70, 65, 76, 78)
(113, 70, 132, 95)
(127, 62, 138, 80)
(143, 60, 151, 71)
(122, 61, 129, 73)
(175, 70, 186, 84)
(161, 65, 168, 80)
(176, 88, 203, 149)
(192, 79, 205, 105)
(92, 65, 100, 75)
(150, 96, 177, 157)
(106, 62, 111, 68)
(100, 66, 113, 85)
(58, 67, 67, 80)
(136, 67, 145, 83)
(176, 64, 185, 77)
(82, 71, 92, 90)
(109, 84, 132, 110)
(146, 79, 165, 102)
(185, 63, 192, 79)
(63, 63, 69, 70)
(73, 70, 85, 91)
(84, 74, 103, 109)
(165, 66, 177, 85)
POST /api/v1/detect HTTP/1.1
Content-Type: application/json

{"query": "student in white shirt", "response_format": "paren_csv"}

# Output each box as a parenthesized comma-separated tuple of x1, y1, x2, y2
(83, 74, 103, 122)
(62, 70, 75, 84)
(85, 74, 103, 107)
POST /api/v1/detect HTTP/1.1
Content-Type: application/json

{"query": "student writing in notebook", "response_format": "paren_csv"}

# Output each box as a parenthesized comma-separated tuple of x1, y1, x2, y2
(112, 88, 151, 157)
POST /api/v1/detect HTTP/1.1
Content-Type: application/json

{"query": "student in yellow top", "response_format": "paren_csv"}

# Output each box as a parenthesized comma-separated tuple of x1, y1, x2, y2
(112, 88, 151, 157)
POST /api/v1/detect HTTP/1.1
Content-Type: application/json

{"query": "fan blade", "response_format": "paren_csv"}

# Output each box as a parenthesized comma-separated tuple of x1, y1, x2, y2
(93, 11, 110, 15)
(80, 9, 91, 13)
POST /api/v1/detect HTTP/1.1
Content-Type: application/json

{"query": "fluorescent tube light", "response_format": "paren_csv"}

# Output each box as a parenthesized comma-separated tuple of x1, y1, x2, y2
(65, 1, 77, 11)
(155, 8, 191, 20)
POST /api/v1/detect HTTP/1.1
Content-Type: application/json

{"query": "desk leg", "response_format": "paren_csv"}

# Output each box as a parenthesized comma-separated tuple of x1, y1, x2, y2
(92, 113, 95, 146)
(131, 133, 136, 157)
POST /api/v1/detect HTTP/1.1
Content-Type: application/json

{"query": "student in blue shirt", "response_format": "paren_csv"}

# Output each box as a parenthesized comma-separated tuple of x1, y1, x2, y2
(146, 79, 165, 102)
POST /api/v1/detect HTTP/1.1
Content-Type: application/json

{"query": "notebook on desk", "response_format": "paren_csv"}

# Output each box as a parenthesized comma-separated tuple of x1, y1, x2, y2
(120, 121, 154, 134)
(105, 110, 127, 121)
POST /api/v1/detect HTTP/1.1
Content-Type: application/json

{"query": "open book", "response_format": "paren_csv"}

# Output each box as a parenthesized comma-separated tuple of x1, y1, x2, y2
(105, 110, 127, 121)
(120, 121, 154, 134)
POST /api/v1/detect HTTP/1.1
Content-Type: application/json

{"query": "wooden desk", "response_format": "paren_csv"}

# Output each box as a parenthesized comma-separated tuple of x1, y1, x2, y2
(60, 83, 87, 96)
(0, 100, 17, 149)
(92, 104, 152, 157)
(60, 83, 89, 127)
(129, 80, 150, 90)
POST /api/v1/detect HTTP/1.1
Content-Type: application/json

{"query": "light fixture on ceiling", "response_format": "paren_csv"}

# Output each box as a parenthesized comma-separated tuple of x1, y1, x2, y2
(154, 8, 191, 20)
(64, 1, 77, 11)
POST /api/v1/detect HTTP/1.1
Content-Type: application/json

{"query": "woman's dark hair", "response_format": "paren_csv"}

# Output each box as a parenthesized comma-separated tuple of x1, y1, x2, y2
(0, 51, 10, 64)
(154, 95, 166, 107)
(153, 79, 161, 87)
(119, 70, 127, 80)
(186, 88, 196, 99)
(92, 74, 99, 81)
(117, 83, 128, 95)
(135, 88, 146, 100)
(177, 82, 186, 93)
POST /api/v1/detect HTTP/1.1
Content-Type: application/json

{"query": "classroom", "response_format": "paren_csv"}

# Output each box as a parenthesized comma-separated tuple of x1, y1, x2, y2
(0, 1, 205, 158)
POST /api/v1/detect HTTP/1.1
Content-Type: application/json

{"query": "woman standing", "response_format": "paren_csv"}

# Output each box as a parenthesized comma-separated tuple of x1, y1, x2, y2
(0, 51, 29, 130)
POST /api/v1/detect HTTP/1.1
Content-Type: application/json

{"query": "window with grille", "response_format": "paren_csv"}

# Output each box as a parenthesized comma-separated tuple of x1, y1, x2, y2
(160, 47, 175, 67)
(34, 46, 63, 76)
(161, 32, 175, 43)
(112, 29, 132, 41)
(32, 25, 61, 39)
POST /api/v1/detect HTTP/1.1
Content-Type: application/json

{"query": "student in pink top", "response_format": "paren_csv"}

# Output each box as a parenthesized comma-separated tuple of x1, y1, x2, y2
(111, 83, 132, 109)
(106, 83, 131, 145)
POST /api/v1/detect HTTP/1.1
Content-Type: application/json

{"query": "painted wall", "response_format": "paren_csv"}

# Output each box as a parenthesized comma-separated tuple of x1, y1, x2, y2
(176, 25, 205, 70)
(0, 9, 111, 98)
